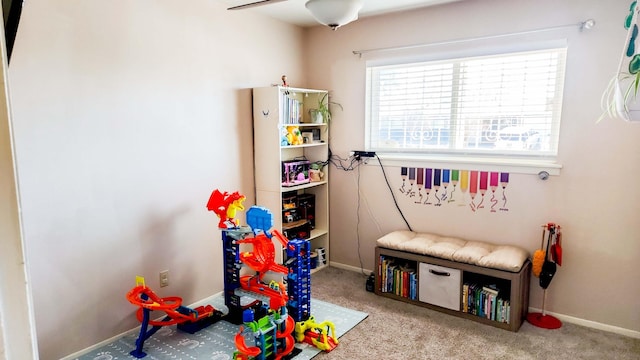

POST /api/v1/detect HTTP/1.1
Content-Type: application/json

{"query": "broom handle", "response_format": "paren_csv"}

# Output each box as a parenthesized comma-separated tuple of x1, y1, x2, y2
(545, 226, 554, 258)
(541, 289, 547, 316)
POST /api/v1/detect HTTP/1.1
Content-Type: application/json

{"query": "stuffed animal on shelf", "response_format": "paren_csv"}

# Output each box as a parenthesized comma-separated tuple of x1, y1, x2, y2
(286, 126, 303, 145)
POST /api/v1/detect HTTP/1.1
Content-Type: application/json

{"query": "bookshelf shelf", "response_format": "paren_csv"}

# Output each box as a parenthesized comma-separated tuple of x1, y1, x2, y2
(281, 142, 327, 150)
(375, 247, 531, 332)
(280, 180, 327, 193)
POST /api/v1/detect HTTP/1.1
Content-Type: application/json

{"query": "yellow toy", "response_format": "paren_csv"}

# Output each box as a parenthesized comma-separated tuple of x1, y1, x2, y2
(294, 316, 338, 352)
(286, 126, 304, 145)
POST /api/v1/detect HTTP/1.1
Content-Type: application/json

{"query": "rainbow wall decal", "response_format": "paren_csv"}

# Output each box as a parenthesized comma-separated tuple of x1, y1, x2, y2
(400, 167, 510, 212)
(490, 172, 499, 212)
(415, 168, 424, 204)
(500, 172, 509, 211)
(399, 167, 408, 193)
(450, 170, 459, 203)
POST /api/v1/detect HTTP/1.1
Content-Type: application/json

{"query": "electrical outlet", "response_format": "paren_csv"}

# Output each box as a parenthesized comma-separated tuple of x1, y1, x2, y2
(159, 270, 169, 287)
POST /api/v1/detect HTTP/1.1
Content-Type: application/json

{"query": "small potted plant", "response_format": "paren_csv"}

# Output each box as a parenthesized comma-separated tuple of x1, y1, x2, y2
(309, 93, 342, 124)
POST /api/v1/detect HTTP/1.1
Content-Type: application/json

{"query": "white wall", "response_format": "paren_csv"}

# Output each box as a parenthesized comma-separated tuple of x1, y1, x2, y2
(0, 14, 35, 357)
(306, 0, 640, 334)
(8, 0, 307, 358)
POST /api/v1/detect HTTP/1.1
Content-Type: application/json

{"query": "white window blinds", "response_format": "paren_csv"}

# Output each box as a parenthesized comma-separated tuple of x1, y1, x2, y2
(366, 47, 567, 158)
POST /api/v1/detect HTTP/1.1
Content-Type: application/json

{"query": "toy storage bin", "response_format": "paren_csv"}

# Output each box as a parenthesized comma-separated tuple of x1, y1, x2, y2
(281, 160, 310, 186)
(282, 220, 311, 240)
(419, 263, 461, 311)
(297, 193, 315, 228)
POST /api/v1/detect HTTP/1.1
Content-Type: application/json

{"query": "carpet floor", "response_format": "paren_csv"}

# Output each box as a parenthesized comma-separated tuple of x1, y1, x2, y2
(310, 266, 640, 360)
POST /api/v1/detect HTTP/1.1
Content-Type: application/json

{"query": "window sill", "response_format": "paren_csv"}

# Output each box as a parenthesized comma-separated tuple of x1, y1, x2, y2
(371, 153, 562, 176)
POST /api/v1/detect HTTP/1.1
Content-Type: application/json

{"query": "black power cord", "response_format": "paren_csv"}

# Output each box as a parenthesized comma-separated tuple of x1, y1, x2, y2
(326, 150, 412, 281)
(375, 154, 413, 232)
(327, 147, 361, 171)
(356, 163, 366, 275)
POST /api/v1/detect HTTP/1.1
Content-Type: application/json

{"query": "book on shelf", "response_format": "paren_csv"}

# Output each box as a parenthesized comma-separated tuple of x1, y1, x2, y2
(409, 272, 417, 300)
(462, 281, 510, 324)
(281, 92, 302, 124)
(378, 255, 417, 300)
(491, 294, 497, 321)
(482, 284, 499, 296)
(462, 284, 469, 313)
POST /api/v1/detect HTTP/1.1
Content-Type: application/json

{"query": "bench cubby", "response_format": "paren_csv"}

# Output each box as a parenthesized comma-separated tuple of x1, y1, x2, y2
(375, 246, 531, 332)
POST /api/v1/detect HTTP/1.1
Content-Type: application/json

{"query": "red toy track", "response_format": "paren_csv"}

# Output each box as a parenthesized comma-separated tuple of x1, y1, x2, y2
(126, 285, 212, 326)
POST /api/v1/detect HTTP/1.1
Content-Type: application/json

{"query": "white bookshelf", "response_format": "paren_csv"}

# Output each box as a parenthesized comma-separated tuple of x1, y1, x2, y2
(253, 86, 330, 271)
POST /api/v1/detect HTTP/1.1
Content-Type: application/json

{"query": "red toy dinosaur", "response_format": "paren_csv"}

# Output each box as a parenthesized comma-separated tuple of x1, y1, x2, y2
(207, 189, 246, 228)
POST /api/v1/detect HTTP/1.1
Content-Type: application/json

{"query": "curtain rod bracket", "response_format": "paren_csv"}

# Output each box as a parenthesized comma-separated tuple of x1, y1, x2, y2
(580, 19, 596, 32)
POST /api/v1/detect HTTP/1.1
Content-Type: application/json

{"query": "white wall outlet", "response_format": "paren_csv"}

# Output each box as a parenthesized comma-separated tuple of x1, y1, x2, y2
(159, 270, 169, 287)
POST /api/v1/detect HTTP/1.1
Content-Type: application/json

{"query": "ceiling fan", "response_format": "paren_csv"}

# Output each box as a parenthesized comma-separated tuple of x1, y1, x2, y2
(227, 0, 364, 30)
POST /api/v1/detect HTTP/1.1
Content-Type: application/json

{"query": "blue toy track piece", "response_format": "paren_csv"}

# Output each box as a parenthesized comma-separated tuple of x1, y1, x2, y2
(286, 239, 311, 322)
(246, 206, 274, 236)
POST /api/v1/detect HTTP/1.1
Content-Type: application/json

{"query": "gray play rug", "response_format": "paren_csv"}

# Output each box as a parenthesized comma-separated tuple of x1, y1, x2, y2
(74, 296, 368, 360)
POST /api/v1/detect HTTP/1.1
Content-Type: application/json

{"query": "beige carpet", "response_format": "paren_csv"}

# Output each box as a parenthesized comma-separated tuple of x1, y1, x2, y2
(311, 266, 640, 360)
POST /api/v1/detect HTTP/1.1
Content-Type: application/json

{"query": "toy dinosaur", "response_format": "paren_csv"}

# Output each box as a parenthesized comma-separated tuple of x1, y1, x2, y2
(206, 189, 246, 229)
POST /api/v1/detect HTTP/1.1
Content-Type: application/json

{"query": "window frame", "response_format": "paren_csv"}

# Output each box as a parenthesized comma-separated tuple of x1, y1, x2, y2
(364, 40, 568, 175)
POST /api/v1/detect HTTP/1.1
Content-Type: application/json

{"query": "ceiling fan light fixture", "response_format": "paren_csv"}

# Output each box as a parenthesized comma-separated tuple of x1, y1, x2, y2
(305, 0, 364, 30)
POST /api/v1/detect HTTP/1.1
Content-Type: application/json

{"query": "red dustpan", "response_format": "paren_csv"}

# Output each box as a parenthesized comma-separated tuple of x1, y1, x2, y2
(551, 231, 563, 266)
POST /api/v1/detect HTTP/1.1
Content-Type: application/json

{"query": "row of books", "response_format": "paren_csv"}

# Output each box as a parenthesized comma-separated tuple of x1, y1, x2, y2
(378, 256, 418, 300)
(281, 92, 303, 124)
(462, 283, 510, 324)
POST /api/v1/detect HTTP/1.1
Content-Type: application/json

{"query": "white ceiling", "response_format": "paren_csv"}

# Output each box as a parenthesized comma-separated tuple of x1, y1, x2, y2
(222, 0, 462, 27)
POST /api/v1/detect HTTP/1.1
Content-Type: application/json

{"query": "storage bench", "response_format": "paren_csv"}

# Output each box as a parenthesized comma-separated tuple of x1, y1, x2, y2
(375, 230, 531, 332)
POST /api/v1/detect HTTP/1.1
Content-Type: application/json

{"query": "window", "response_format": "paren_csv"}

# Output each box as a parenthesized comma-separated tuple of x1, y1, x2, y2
(365, 47, 567, 160)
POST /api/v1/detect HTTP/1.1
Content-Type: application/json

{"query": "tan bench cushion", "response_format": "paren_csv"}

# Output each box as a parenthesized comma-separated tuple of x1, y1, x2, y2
(377, 230, 529, 272)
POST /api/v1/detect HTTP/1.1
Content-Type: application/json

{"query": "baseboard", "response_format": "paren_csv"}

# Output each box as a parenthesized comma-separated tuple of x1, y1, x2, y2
(328, 261, 373, 275)
(60, 328, 139, 360)
(330, 261, 640, 339)
(60, 291, 225, 360)
(527, 307, 640, 339)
